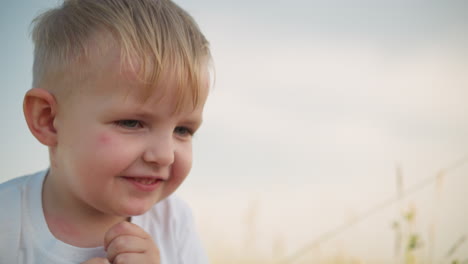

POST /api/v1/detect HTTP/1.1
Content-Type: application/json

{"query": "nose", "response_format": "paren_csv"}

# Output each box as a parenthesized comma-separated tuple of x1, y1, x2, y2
(142, 133, 175, 167)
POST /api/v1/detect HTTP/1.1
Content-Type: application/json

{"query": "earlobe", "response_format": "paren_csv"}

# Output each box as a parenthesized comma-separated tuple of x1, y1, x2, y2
(23, 88, 58, 146)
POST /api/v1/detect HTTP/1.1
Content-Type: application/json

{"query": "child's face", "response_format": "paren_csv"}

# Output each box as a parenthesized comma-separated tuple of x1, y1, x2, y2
(50, 50, 208, 217)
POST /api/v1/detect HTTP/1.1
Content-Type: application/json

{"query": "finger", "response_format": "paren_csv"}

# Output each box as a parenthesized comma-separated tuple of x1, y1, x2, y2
(111, 252, 150, 264)
(104, 221, 151, 251)
(80, 257, 110, 264)
(106, 235, 147, 263)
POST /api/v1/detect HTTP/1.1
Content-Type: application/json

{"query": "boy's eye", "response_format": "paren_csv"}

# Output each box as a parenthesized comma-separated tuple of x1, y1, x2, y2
(174, 126, 193, 137)
(116, 120, 142, 128)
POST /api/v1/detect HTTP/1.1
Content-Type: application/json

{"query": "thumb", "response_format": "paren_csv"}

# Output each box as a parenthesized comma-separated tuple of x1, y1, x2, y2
(81, 257, 110, 264)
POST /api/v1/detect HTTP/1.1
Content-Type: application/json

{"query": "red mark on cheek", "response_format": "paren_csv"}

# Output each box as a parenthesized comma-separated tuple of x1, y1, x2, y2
(98, 133, 112, 145)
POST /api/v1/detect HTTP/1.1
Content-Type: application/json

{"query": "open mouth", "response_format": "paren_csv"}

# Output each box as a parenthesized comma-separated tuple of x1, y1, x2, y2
(128, 177, 159, 185)
(121, 176, 162, 191)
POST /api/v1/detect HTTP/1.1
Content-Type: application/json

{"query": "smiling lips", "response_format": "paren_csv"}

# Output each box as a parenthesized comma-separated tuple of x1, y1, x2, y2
(122, 176, 164, 192)
(131, 177, 159, 185)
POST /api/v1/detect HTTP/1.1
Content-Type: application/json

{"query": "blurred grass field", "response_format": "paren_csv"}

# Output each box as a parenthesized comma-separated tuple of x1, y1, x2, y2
(206, 203, 467, 264)
(210, 207, 468, 264)
(203, 160, 468, 264)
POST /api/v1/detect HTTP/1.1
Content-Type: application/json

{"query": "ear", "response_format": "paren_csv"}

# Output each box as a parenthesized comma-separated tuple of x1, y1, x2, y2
(23, 88, 58, 147)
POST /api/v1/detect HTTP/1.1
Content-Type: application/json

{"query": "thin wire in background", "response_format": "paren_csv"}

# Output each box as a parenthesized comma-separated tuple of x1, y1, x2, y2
(278, 155, 468, 264)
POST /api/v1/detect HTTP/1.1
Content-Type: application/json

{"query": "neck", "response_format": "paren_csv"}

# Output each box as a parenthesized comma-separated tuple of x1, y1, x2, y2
(42, 169, 128, 248)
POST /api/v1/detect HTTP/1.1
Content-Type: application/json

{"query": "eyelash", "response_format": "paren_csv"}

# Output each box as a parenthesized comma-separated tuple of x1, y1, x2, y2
(115, 120, 142, 129)
(115, 120, 194, 136)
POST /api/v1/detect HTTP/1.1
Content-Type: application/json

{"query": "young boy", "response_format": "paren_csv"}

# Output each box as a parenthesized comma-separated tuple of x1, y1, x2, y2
(0, 0, 211, 263)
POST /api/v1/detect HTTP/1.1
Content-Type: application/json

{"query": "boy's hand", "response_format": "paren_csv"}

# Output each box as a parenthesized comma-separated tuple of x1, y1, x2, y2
(104, 221, 160, 264)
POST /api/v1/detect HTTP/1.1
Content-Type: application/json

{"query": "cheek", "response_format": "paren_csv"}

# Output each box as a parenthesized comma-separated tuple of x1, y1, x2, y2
(172, 144, 193, 182)
(95, 132, 136, 163)
(78, 132, 138, 173)
(98, 133, 112, 144)
(73, 132, 139, 191)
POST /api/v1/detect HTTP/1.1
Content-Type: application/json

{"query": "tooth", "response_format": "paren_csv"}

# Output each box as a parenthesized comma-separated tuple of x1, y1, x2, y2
(144, 179, 153, 185)
(132, 178, 157, 185)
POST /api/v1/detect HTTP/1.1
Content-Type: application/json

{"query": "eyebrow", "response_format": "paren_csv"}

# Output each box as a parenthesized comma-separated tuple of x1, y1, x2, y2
(181, 118, 203, 129)
(132, 107, 203, 126)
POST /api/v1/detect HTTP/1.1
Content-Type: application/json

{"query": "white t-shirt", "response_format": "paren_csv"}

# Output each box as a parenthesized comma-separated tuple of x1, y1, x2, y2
(0, 170, 209, 264)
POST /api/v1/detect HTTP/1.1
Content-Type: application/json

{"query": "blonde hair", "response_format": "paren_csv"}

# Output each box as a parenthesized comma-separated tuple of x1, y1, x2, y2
(31, 0, 211, 110)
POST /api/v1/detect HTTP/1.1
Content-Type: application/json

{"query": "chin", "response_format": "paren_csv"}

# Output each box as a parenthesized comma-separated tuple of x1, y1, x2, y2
(119, 203, 154, 217)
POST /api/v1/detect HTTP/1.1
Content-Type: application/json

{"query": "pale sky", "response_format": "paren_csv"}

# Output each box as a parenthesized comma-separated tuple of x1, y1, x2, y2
(1, 0, 467, 262)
